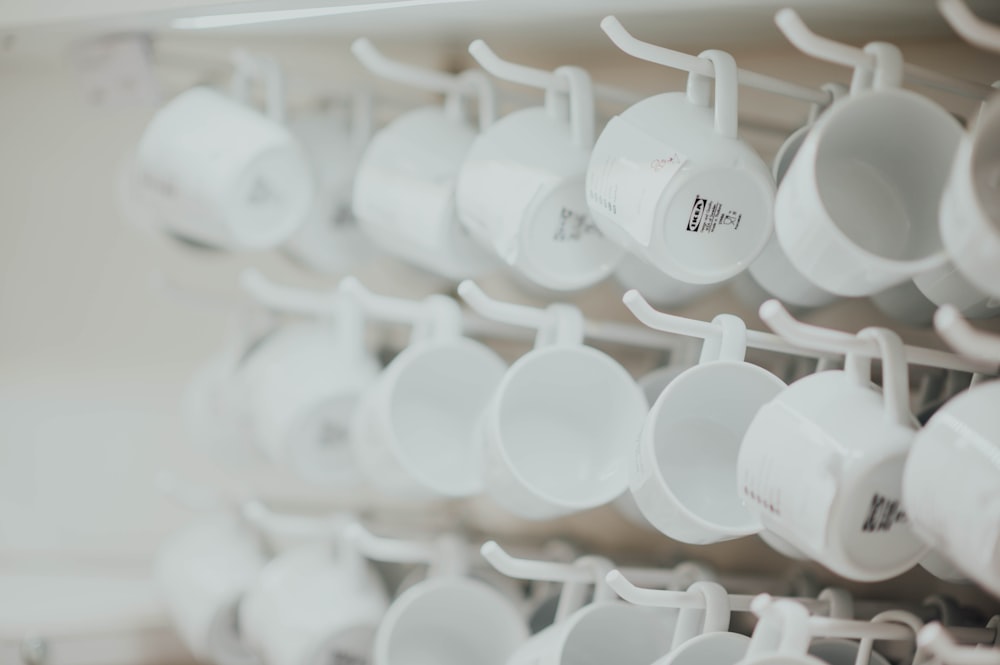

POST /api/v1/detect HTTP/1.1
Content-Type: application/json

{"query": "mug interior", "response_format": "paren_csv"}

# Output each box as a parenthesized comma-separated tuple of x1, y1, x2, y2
(377, 578, 527, 665)
(494, 346, 647, 507)
(655, 630, 749, 665)
(808, 639, 891, 665)
(648, 362, 784, 530)
(386, 340, 507, 496)
(811, 91, 960, 263)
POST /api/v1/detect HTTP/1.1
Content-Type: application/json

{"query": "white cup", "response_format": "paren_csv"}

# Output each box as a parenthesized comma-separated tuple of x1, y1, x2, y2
(457, 66, 624, 291)
(940, 94, 1000, 302)
(507, 558, 674, 665)
(631, 314, 785, 544)
(587, 49, 775, 285)
(284, 93, 378, 274)
(749, 84, 846, 310)
(774, 43, 963, 297)
(614, 252, 718, 309)
(353, 71, 498, 281)
(240, 541, 389, 665)
(351, 294, 507, 497)
(738, 327, 929, 581)
(912, 255, 1000, 320)
(373, 535, 528, 665)
(154, 514, 267, 665)
(479, 304, 648, 519)
(134, 78, 313, 251)
(239, 307, 380, 486)
(650, 582, 749, 665)
(903, 373, 1000, 595)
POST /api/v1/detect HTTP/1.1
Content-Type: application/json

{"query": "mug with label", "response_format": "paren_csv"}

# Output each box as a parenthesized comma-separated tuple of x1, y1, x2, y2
(456, 65, 624, 292)
(478, 303, 648, 519)
(587, 49, 775, 285)
(738, 326, 929, 581)
(134, 56, 313, 251)
(774, 42, 962, 297)
(350, 293, 507, 498)
(352, 70, 498, 281)
(284, 91, 378, 274)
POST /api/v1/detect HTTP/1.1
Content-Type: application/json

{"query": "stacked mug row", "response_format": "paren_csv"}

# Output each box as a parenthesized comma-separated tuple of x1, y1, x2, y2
(156, 508, 995, 665)
(184, 272, 1000, 593)
(123, 17, 1000, 319)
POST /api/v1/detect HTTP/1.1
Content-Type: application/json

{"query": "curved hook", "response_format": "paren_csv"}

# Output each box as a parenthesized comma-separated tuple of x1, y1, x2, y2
(351, 37, 459, 94)
(601, 15, 830, 106)
(776, 8, 994, 101)
(939, 0, 1000, 55)
(935, 304, 1000, 364)
(454, 68, 497, 130)
(623, 289, 723, 341)
(241, 268, 339, 317)
(338, 275, 428, 325)
(854, 611, 925, 665)
(607, 569, 708, 609)
(468, 39, 558, 91)
(480, 541, 595, 584)
(457, 280, 548, 330)
(345, 522, 442, 566)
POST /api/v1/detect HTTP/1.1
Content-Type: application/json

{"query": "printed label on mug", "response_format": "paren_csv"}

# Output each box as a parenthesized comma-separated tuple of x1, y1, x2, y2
(586, 116, 688, 246)
(684, 195, 742, 234)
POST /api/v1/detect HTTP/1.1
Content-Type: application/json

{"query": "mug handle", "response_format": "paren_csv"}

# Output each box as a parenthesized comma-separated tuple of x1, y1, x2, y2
(684, 50, 739, 140)
(444, 68, 497, 131)
(545, 66, 596, 150)
(326, 297, 368, 361)
(229, 51, 287, 124)
(847, 327, 912, 428)
(699, 314, 749, 364)
(864, 42, 905, 92)
(410, 294, 464, 345)
(745, 599, 813, 660)
(553, 556, 614, 623)
(535, 303, 586, 349)
(349, 88, 375, 156)
(670, 581, 732, 650)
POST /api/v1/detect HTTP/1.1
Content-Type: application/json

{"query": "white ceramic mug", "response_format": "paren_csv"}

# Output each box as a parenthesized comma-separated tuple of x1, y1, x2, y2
(239, 306, 381, 486)
(373, 535, 528, 665)
(631, 314, 785, 544)
(456, 66, 624, 291)
(352, 70, 498, 281)
(134, 61, 313, 251)
(154, 514, 267, 665)
(940, 94, 1000, 301)
(479, 303, 648, 519)
(738, 327, 929, 581)
(749, 84, 846, 310)
(350, 294, 507, 497)
(284, 92, 378, 274)
(507, 558, 674, 665)
(587, 49, 775, 285)
(774, 43, 963, 297)
(903, 372, 1000, 595)
(240, 540, 389, 665)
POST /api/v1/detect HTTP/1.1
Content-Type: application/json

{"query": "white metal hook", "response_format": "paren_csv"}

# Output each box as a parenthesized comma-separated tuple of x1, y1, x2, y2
(345, 522, 443, 566)
(607, 571, 828, 614)
(935, 304, 1000, 364)
(468, 39, 640, 106)
(600, 15, 830, 106)
(919, 623, 1000, 665)
(775, 8, 994, 101)
(351, 37, 458, 94)
(939, 0, 1000, 55)
(241, 268, 339, 317)
(338, 275, 429, 326)
(760, 299, 997, 374)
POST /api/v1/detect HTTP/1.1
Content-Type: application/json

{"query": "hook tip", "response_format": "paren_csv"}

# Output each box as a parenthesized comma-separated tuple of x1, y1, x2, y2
(758, 298, 788, 323)
(750, 593, 774, 615)
(934, 304, 962, 333)
(480, 540, 501, 559)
